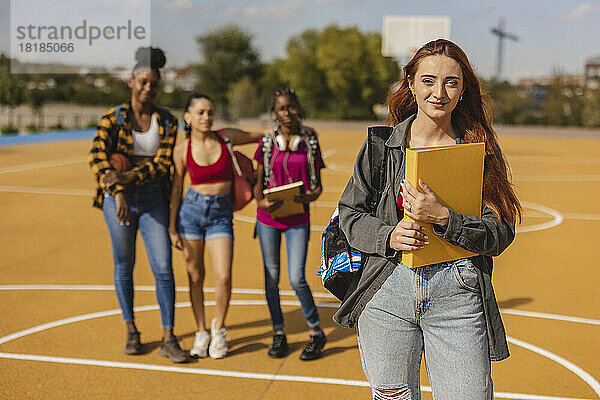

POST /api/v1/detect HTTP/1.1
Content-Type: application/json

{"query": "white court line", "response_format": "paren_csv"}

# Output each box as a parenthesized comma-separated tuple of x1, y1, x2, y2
(517, 202, 563, 233)
(0, 300, 336, 346)
(1, 184, 586, 232)
(0, 284, 336, 299)
(325, 162, 353, 174)
(321, 149, 336, 160)
(233, 213, 326, 232)
(0, 353, 594, 400)
(507, 336, 600, 397)
(0, 300, 596, 400)
(2, 284, 599, 326)
(0, 155, 88, 174)
(507, 155, 600, 165)
(515, 175, 600, 183)
(563, 213, 600, 221)
(499, 308, 600, 326)
(0, 185, 91, 197)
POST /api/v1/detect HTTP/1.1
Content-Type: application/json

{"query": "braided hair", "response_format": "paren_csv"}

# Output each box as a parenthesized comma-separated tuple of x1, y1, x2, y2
(270, 87, 305, 122)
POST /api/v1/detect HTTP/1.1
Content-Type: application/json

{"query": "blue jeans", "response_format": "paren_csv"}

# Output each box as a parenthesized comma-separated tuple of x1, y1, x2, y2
(102, 183, 175, 328)
(357, 258, 492, 400)
(256, 222, 320, 331)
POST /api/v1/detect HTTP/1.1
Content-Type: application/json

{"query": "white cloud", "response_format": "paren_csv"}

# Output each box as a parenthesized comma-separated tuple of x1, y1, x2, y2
(161, 0, 194, 12)
(241, 0, 307, 20)
(312, 0, 351, 3)
(225, 6, 239, 17)
(562, 1, 600, 21)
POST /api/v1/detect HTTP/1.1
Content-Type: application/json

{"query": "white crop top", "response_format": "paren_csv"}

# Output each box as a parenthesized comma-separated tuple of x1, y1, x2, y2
(132, 114, 160, 156)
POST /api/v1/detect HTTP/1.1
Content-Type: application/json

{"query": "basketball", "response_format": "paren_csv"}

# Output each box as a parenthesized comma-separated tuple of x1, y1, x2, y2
(109, 153, 131, 172)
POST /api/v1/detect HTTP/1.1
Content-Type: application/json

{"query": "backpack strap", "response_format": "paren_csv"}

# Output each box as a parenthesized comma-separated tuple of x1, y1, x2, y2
(301, 125, 319, 191)
(154, 107, 171, 136)
(220, 133, 243, 177)
(114, 105, 125, 128)
(366, 126, 393, 214)
(261, 131, 276, 188)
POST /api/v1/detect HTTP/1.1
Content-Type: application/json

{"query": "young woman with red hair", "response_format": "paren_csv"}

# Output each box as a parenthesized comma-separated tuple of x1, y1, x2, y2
(335, 39, 521, 399)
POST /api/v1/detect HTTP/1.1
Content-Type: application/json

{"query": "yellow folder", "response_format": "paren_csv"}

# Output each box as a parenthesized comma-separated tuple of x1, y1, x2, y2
(401, 142, 485, 268)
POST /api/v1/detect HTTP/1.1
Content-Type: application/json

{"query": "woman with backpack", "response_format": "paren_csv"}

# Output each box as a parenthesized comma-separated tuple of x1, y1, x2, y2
(336, 40, 521, 399)
(253, 88, 327, 360)
(168, 93, 262, 359)
(88, 47, 189, 363)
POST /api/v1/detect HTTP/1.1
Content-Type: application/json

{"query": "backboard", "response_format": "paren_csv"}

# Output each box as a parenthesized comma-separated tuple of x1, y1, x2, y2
(382, 15, 451, 58)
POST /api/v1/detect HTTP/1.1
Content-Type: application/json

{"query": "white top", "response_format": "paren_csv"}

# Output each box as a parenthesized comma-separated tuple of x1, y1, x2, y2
(132, 114, 160, 156)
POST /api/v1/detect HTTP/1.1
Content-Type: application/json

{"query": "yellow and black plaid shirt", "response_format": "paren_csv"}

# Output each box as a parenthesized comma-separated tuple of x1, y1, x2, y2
(88, 102, 178, 209)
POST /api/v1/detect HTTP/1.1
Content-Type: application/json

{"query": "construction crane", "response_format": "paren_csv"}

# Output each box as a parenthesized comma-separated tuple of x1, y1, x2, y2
(491, 19, 518, 81)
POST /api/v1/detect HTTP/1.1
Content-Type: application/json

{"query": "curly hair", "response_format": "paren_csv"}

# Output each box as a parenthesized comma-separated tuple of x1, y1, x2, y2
(132, 47, 167, 78)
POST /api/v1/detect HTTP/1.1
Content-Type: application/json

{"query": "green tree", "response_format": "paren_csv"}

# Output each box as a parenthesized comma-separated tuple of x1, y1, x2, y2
(282, 29, 331, 117)
(195, 25, 262, 119)
(227, 76, 262, 120)
(582, 86, 600, 127)
(481, 79, 541, 125)
(259, 59, 289, 113)
(0, 56, 26, 130)
(542, 75, 584, 126)
(28, 88, 47, 129)
(280, 25, 399, 119)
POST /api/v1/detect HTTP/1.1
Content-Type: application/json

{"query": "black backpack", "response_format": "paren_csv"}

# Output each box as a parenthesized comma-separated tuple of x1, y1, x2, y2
(316, 126, 392, 301)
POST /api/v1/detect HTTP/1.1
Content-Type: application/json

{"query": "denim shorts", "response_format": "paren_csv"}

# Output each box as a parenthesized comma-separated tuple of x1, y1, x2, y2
(176, 188, 233, 241)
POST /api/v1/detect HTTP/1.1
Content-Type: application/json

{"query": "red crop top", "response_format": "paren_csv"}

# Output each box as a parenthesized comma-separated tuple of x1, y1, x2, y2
(187, 137, 233, 184)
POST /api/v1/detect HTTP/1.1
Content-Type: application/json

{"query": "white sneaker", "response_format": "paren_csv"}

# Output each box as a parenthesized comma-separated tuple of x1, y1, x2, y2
(189, 330, 210, 358)
(209, 318, 228, 359)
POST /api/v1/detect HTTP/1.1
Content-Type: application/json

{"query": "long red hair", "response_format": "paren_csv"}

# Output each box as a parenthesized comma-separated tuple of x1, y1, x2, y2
(387, 39, 521, 224)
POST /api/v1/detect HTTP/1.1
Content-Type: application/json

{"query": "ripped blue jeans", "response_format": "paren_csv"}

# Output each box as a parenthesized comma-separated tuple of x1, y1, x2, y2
(357, 258, 493, 400)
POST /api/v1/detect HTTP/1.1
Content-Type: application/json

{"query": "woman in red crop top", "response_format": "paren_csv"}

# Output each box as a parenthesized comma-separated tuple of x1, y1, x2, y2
(169, 94, 262, 359)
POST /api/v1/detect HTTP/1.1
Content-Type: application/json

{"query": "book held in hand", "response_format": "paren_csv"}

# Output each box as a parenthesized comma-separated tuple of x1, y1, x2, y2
(263, 181, 305, 219)
(401, 142, 485, 268)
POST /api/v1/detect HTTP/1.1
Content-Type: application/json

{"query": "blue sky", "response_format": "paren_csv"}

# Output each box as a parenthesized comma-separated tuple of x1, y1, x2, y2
(1, 0, 600, 82)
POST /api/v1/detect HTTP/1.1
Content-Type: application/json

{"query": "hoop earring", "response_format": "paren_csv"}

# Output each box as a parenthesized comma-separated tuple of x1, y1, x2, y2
(459, 95, 463, 101)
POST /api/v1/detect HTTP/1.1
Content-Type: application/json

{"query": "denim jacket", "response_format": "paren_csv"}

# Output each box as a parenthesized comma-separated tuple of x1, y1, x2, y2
(334, 115, 515, 361)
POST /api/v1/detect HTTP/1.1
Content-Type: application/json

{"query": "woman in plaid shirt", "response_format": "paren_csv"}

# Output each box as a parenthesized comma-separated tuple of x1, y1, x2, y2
(88, 47, 188, 363)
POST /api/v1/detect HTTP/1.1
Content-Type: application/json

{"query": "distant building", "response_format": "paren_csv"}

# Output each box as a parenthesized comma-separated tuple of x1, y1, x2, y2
(105, 66, 197, 93)
(585, 55, 600, 90)
(163, 67, 197, 93)
(518, 75, 584, 99)
(107, 67, 132, 82)
(518, 75, 585, 88)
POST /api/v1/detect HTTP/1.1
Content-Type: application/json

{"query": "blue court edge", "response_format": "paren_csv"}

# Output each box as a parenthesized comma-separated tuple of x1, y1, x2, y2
(0, 124, 185, 147)
(0, 129, 96, 147)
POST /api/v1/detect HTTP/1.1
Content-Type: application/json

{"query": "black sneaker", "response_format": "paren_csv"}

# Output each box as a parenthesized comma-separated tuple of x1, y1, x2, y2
(123, 331, 143, 355)
(158, 336, 190, 363)
(299, 332, 326, 361)
(267, 333, 289, 358)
